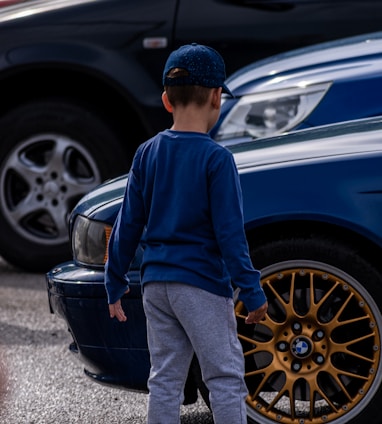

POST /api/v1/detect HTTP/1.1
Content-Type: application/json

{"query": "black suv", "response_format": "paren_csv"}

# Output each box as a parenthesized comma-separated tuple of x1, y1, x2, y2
(1, 0, 381, 271)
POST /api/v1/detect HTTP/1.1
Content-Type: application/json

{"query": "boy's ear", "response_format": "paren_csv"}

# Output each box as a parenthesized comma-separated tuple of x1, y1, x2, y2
(162, 91, 173, 113)
(211, 87, 222, 109)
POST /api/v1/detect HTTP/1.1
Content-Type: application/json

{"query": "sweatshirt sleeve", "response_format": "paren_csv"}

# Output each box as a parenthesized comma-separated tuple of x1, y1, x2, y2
(209, 149, 267, 312)
(104, 160, 146, 304)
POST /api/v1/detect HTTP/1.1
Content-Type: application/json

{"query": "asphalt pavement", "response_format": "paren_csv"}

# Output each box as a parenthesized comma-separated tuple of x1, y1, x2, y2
(0, 257, 213, 423)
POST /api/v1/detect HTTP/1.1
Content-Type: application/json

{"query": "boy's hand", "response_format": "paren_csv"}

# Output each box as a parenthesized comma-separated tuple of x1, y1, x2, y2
(109, 298, 127, 322)
(245, 301, 268, 324)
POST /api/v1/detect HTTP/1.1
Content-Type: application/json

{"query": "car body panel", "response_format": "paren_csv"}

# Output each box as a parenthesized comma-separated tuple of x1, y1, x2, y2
(0, 0, 176, 115)
(47, 262, 148, 389)
(1, 0, 382, 130)
(232, 122, 382, 251)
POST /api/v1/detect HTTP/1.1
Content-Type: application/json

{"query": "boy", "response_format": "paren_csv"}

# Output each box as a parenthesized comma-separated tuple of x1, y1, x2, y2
(105, 43, 268, 424)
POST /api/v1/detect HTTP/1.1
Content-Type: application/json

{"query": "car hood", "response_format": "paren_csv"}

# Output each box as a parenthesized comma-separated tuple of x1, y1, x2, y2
(232, 117, 382, 171)
(226, 31, 382, 96)
(71, 174, 127, 225)
(74, 117, 382, 221)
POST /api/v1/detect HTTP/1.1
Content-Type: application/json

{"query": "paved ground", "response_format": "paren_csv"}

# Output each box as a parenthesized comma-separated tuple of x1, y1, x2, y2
(0, 257, 213, 423)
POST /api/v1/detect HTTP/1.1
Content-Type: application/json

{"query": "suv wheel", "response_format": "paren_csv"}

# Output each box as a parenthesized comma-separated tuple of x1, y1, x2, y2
(0, 100, 129, 271)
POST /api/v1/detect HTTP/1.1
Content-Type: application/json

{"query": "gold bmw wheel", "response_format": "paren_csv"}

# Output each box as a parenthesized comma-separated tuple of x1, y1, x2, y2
(237, 260, 382, 424)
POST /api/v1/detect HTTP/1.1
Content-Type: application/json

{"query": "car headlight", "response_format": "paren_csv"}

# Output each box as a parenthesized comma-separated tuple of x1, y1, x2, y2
(215, 82, 331, 140)
(72, 215, 112, 266)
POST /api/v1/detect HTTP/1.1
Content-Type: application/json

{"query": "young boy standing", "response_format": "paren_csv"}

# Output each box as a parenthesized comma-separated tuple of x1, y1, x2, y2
(105, 43, 268, 424)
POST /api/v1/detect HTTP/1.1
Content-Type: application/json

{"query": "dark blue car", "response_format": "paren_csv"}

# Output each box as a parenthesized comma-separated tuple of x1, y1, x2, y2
(47, 117, 382, 424)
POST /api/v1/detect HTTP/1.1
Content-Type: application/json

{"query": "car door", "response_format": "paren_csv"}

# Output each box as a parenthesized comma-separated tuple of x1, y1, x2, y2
(175, 0, 382, 75)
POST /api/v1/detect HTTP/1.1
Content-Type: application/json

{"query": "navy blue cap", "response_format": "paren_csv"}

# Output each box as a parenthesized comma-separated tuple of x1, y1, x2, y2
(163, 43, 234, 97)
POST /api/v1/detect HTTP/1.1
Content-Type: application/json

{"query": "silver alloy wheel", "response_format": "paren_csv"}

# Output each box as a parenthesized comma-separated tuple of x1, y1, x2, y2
(0, 133, 102, 245)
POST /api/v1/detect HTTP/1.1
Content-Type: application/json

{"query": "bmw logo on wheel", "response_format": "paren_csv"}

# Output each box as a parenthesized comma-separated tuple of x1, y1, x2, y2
(291, 337, 313, 359)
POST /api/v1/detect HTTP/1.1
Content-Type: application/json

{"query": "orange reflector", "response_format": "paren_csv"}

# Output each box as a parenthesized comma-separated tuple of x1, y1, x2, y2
(103, 225, 112, 264)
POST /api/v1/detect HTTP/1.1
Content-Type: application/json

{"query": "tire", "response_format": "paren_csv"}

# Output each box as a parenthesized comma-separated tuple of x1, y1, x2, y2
(240, 236, 382, 424)
(0, 100, 130, 271)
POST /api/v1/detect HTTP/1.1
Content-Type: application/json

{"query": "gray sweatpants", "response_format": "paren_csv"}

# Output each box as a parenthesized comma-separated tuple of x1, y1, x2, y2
(142, 282, 248, 424)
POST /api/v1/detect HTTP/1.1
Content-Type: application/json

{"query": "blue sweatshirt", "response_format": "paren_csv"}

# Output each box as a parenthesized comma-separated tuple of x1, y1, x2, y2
(105, 129, 266, 312)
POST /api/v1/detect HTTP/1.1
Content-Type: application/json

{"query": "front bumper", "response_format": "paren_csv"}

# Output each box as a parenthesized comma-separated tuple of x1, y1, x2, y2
(46, 261, 150, 391)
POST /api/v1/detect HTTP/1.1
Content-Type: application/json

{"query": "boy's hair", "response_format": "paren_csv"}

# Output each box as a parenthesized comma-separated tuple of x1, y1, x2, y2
(164, 67, 212, 106)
